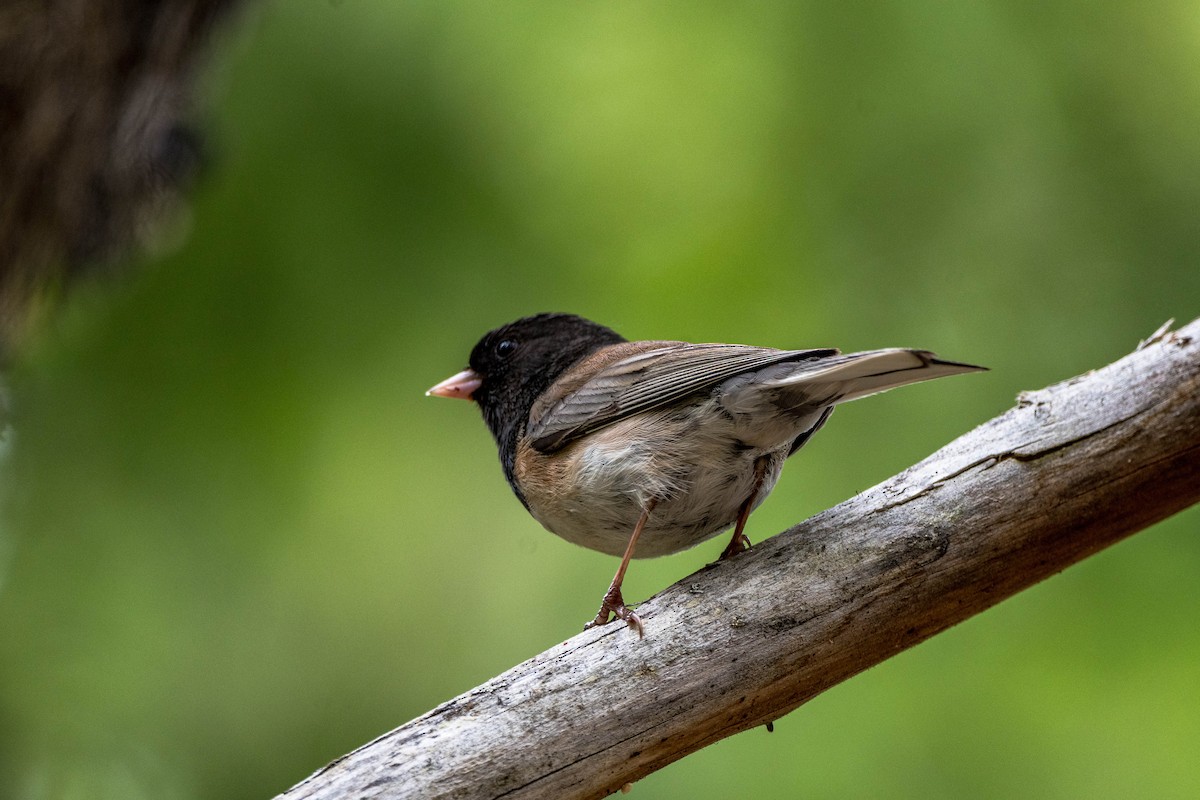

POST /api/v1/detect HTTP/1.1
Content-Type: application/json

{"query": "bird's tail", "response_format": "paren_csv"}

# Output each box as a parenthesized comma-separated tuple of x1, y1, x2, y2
(766, 349, 986, 407)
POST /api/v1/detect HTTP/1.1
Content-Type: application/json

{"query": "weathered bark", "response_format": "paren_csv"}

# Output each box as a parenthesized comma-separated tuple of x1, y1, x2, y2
(278, 318, 1200, 800)
(0, 0, 244, 359)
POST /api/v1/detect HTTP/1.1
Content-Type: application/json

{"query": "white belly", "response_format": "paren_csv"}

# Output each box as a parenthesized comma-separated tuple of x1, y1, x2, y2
(523, 412, 788, 558)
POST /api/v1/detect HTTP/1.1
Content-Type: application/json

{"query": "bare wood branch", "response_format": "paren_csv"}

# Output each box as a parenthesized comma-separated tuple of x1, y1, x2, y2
(278, 318, 1200, 800)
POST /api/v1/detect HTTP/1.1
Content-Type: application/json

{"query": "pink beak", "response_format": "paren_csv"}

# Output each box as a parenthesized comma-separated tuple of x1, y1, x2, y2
(426, 369, 483, 401)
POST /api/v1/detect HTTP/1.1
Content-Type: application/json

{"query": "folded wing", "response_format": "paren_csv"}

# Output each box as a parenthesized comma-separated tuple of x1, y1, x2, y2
(526, 343, 839, 452)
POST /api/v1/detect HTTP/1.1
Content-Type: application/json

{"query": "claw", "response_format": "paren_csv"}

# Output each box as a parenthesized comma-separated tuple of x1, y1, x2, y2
(719, 531, 751, 560)
(584, 586, 644, 638)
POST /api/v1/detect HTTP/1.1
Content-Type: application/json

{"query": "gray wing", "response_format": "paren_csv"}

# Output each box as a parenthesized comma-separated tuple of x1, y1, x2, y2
(527, 343, 839, 452)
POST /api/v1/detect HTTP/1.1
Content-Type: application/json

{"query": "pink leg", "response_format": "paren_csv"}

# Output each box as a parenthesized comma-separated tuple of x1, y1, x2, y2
(584, 501, 655, 638)
(719, 457, 769, 561)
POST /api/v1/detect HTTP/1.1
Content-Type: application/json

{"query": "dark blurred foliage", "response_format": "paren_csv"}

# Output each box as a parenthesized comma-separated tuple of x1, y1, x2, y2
(0, 0, 242, 358)
(1, 3, 1198, 799)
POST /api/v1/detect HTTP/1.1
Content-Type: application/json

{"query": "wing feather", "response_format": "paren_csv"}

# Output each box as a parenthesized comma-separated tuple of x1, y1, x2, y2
(527, 343, 838, 452)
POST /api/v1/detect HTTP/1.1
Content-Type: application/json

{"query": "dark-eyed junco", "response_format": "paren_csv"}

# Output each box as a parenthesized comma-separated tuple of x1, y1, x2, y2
(428, 313, 984, 636)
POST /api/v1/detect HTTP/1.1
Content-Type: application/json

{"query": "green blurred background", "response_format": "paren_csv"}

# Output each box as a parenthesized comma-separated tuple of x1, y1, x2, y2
(3, 2, 1199, 798)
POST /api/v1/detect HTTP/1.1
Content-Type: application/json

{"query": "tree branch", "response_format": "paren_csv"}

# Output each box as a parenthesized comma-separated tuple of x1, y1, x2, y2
(278, 317, 1200, 800)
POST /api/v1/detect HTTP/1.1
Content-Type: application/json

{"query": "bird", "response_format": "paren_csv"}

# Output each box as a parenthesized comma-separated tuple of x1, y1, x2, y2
(427, 313, 984, 636)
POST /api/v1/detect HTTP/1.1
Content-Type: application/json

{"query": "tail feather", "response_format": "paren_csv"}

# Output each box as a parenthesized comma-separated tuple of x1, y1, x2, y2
(766, 348, 986, 407)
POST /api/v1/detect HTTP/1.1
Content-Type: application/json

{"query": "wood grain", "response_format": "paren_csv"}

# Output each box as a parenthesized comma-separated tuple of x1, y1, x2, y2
(278, 318, 1200, 800)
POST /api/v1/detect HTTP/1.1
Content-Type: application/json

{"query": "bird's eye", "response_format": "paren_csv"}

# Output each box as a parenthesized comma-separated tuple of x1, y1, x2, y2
(495, 339, 518, 358)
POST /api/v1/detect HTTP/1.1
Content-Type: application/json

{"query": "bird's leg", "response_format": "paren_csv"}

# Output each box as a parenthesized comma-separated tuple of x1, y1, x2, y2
(585, 500, 655, 638)
(720, 456, 770, 560)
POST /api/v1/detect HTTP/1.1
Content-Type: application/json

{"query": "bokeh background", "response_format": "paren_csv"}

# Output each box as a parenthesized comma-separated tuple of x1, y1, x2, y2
(2, 2, 1199, 798)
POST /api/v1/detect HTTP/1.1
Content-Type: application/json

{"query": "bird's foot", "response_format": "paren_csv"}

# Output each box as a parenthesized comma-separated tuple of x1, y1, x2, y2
(584, 585, 644, 638)
(719, 531, 751, 560)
